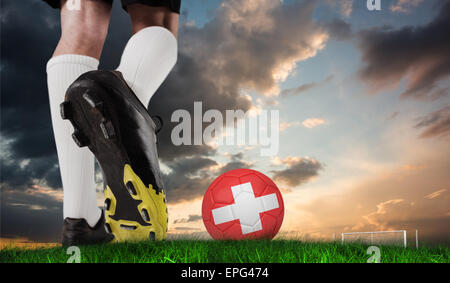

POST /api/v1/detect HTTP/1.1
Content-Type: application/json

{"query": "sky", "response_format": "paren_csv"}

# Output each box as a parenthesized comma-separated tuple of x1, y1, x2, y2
(1, 0, 449, 244)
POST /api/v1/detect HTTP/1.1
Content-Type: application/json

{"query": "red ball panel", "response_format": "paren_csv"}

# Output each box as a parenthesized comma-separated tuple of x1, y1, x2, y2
(210, 176, 241, 205)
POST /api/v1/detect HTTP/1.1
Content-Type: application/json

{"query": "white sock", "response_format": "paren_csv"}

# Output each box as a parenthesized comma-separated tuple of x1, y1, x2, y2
(117, 26, 177, 107)
(47, 54, 101, 228)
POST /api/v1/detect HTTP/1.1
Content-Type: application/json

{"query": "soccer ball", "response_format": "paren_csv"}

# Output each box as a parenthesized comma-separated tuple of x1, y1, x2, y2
(202, 169, 284, 240)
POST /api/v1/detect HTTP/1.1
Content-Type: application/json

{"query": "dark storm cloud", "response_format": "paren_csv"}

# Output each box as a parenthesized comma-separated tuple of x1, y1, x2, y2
(322, 19, 352, 40)
(218, 151, 252, 174)
(163, 156, 217, 202)
(0, 155, 61, 189)
(0, 0, 61, 193)
(228, 152, 243, 161)
(1, 188, 63, 242)
(414, 106, 450, 139)
(271, 157, 323, 187)
(168, 156, 217, 177)
(357, 1, 450, 100)
(218, 160, 252, 175)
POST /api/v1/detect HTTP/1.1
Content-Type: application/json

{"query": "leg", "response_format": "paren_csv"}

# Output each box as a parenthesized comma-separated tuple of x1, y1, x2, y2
(54, 0, 112, 58)
(47, 0, 112, 230)
(127, 4, 179, 37)
(117, 3, 179, 107)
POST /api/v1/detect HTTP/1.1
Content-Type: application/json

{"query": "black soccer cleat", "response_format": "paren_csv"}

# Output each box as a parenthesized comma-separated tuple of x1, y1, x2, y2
(61, 70, 168, 242)
(62, 210, 114, 246)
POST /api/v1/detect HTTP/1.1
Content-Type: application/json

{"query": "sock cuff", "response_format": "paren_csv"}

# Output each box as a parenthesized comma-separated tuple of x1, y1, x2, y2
(118, 26, 178, 71)
(47, 54, 99, 73)
(137, 26, 177, 43)
(116, 26, 178, 105)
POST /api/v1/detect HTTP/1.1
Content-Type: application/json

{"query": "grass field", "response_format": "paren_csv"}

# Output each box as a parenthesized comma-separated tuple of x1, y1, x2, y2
(1, 240, 448, 263)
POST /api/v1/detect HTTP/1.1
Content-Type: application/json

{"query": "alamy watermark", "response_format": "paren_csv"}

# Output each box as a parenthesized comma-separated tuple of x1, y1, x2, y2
(367, 0, 381, 11)
(366, 246, 381, 263)
(66, 246, 81, 263)
(66, 0, 81, 11)
(171, 102, 279, 157)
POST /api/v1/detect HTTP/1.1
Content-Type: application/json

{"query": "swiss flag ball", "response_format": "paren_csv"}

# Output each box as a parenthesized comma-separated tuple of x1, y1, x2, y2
(202, 169, 284, 240)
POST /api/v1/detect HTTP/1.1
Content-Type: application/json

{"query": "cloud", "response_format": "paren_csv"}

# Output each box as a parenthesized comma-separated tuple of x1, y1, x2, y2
(302, 118, 326, 129)
(425, 189, 447, 200)
(293, 150, 450, 244)
(358, 199, 406, 230)
(218, 160, 253, 175)
(224, 152, 244, 161)
(1, 187, 63, 242)
(173, 214, 202, 224)
(216, 152, 253, 174)
(280, 121, 301, 132)
(281, 82, 317, 97)
(414, 106, 450, 139)
(390, 0, 424, 13)
(325, 0, 354, 18)
(163, 156, 218, 203)
(0, 153, 62, 191)
(163, 152, 254, 202)
(357, 1, 450, 100)
(281, 75, 333, 97)
(271, 157, 323, 187)
(354, 190, 450, 234)
(322, 19, 353, 40)
(0, 0, 62, 194)
(339, 0, 353, 17)
(151, 0, 330, 161)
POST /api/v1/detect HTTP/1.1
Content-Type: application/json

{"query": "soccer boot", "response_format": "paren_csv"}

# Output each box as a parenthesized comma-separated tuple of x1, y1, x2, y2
(60, 70, 168, 242)
(62, 210, 114, 246)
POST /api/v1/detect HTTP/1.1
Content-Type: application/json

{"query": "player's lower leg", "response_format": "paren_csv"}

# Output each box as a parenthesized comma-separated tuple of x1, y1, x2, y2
(47, 0, 113, 245)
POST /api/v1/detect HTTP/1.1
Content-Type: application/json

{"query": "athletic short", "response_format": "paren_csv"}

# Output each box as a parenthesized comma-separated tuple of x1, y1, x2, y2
(43, 0, 181, 14)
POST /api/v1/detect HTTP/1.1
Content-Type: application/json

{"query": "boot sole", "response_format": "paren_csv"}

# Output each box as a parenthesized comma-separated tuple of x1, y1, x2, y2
(61, 78, 168, 242)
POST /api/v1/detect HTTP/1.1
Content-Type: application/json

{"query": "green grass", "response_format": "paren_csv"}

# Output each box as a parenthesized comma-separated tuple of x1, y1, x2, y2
(1, 240, 448, 263)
